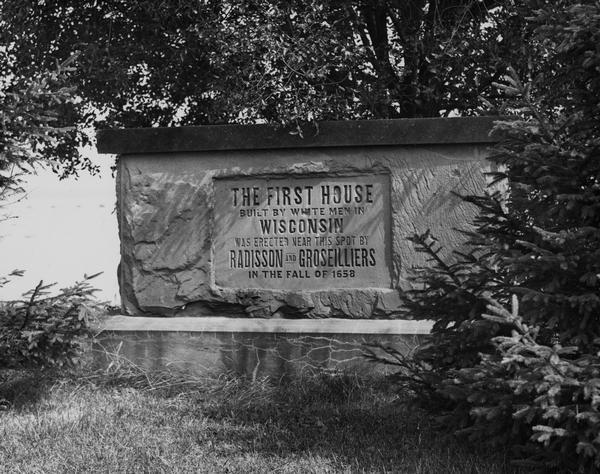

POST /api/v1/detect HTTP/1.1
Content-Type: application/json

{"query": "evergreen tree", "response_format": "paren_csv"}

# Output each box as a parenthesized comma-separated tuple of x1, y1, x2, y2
(377, 1, 600, 470)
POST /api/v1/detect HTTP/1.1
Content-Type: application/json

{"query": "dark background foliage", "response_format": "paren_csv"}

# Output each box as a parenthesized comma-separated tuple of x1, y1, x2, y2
(1, 0, 532, 196)
(3, 1, 524, 127)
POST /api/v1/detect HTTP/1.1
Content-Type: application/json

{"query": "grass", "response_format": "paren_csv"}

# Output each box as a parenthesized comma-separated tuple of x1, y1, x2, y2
(0, 360, 517, 473)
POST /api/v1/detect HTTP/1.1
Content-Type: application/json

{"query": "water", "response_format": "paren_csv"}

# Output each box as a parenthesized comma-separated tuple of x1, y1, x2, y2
(0, 150, 120, 304)
(92, 331, 425, 379)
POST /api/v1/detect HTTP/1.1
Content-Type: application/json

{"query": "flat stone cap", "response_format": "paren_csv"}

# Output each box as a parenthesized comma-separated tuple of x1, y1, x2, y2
(97, 116, 501, 154)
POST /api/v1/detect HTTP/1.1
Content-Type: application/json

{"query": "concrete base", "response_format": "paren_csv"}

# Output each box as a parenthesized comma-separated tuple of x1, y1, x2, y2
(100, 316, 434, 334)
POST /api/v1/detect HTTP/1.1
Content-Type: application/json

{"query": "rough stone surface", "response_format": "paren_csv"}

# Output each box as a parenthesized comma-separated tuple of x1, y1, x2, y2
(117, 143, 492, 318)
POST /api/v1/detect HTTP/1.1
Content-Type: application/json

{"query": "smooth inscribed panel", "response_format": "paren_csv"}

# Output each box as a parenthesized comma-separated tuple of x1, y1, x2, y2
(213, 174, 391, 289)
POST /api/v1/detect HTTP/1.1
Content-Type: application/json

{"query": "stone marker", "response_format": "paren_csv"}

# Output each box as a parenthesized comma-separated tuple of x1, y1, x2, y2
(97, 117, 498, 318)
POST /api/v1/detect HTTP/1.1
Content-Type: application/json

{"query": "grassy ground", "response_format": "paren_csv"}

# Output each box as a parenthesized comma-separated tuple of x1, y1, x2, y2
(0, 363, 516, 474)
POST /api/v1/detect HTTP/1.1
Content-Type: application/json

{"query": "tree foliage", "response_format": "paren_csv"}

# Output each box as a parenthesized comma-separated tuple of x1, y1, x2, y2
(0, 48, 95, 209)
(3, 0, 522, 131)
(374, 1, 600, 471)
(1, 0, 533, 197)
(0, 273, 101, 369)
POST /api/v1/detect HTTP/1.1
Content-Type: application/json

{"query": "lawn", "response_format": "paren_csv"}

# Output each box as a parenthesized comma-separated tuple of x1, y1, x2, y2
(0, 363, 517, 473)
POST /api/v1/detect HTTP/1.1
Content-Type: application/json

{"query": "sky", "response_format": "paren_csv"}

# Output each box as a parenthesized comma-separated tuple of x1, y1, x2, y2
(0, 149, 120, 304)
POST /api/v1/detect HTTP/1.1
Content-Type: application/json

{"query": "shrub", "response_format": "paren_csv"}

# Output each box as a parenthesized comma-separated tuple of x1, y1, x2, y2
(441, 298, 600, 473)
(0, 272, 102, 369)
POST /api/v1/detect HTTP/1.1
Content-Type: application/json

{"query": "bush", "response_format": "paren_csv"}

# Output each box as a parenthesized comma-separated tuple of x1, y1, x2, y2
(0, 272, 102, 369)
(448, 298, 600, 472)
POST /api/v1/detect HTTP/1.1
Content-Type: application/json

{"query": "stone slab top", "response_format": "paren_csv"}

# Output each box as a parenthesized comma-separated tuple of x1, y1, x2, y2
(97, 116, 502, 155)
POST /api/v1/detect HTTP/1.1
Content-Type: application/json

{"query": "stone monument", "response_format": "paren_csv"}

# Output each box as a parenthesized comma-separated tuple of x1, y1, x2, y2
(97, 117, 498, 319)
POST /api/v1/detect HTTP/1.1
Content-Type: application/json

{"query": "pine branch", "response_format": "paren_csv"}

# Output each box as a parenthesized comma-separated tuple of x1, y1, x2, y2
(20, 280, 44, 330)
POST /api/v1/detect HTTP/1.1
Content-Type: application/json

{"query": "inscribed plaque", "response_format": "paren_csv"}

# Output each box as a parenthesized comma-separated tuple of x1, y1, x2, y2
(213, 175, 390, 289)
